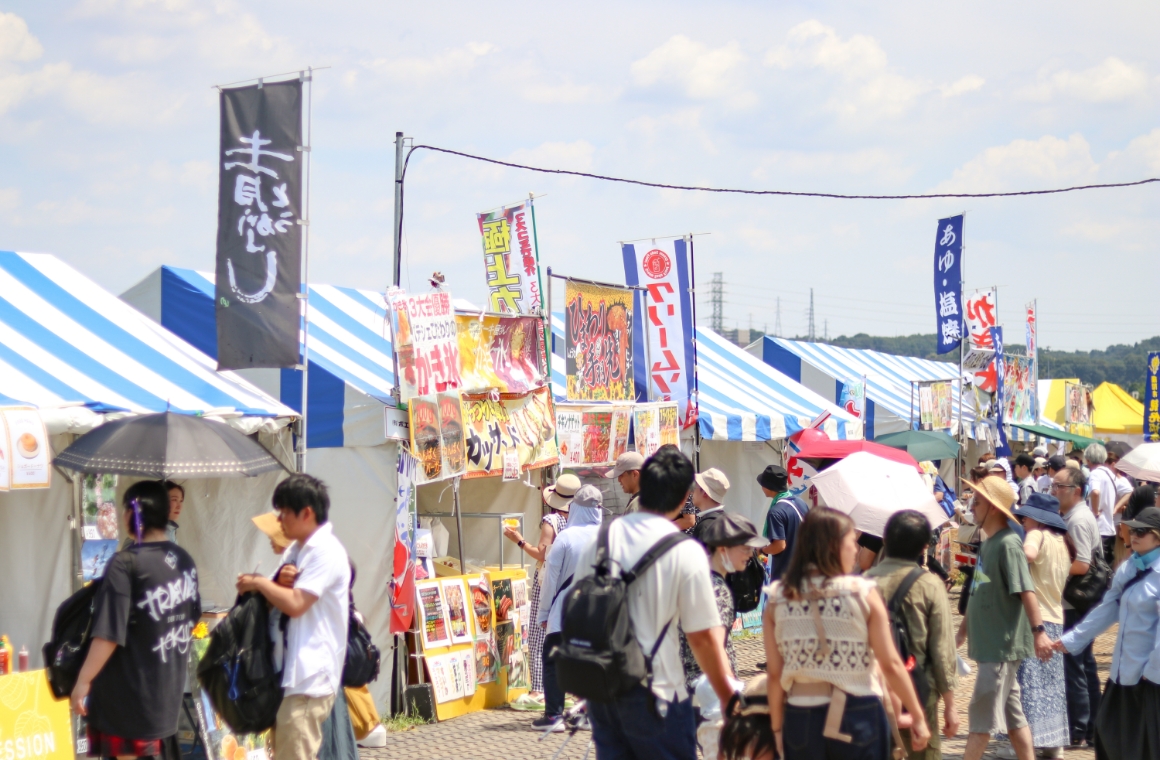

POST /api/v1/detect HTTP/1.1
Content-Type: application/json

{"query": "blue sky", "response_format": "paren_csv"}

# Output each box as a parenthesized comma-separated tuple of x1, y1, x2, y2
(1, 1, 1158, 351)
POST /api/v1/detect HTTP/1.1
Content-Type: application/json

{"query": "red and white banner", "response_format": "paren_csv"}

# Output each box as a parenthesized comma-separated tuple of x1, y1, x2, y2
(963, 289, 998, 392)
(392, 290, 462, 402)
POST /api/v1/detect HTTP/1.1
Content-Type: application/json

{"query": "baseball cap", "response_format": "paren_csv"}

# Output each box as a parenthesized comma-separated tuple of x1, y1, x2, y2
(1122, 507, 1160, 532)
(605, 451, 645, 479)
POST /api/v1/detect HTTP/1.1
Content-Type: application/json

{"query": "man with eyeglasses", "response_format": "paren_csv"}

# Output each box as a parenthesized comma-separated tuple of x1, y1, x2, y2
(1051, 467, 1104, 749)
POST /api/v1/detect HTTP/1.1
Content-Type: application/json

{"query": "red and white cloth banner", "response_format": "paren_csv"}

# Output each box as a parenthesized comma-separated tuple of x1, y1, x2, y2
(964, 289, 999, 393)
(391, 289, 463, 402)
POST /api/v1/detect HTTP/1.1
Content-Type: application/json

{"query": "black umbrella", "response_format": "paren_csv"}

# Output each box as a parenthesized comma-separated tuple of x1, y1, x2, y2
(55, 412, 285, 478)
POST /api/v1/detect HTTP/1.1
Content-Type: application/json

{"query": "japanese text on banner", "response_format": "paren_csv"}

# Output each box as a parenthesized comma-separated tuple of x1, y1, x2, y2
(477, 202, 542, 314)
(393, 290, 462, 402)
(622, 239, 695, 423)
(963, 289, 998, 392)
(461, 388, 558, 478)
(455, 314, 546, 393)
(564, 279, 635, 401)
(1145, 353, 1160, 442)
(555, 405, 631, 466)
(933, 215, 964, 355)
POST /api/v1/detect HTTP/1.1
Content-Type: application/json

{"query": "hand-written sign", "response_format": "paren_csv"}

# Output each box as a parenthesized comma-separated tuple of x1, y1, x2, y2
(393, 291, 463, 402)
(461, 387, 558, 478)
(564, 280, 634, 402)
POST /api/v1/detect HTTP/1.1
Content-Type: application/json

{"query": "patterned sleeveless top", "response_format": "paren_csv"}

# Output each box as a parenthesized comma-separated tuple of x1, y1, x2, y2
(767, 575, 883, 698)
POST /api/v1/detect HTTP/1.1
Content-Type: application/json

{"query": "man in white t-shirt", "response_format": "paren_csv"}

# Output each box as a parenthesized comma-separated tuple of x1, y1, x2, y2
(1083, 443, 1119, 562)
(572, 446, 735, 760)
(238, 475, 350, 760)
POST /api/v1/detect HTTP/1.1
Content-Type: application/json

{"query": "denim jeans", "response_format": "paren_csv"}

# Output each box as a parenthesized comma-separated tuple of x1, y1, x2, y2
(782, 694, 891, 760)
(587, 685, 697, 760)
(541, 632, 565, 718)
(1063, 607, 1102, 743)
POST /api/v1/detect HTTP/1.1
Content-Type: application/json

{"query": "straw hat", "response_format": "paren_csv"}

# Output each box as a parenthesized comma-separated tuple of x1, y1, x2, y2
(543, 473, 581, 512)
(962, 475, 1017, 521)
(252, 511, 290, 552)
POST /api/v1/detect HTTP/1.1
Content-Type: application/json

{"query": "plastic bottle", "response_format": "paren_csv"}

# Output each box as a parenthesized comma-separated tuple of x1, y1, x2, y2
(17, 646, 28, 673)
(0, 647, 7, 676)
(0, 635, 10, 675)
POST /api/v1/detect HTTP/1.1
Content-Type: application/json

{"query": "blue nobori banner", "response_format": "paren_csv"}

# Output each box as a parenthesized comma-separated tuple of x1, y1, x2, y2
(933, 215, 964, 355)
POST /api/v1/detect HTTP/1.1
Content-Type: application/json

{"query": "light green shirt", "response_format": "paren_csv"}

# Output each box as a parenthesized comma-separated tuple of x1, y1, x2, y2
(967, 527, 1036, 663)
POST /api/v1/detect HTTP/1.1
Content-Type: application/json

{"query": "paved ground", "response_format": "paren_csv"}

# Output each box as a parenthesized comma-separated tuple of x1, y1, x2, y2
(362, 591, 1115, 760)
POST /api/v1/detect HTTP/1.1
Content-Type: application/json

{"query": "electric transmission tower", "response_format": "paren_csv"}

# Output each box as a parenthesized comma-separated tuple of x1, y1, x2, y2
(710, 272, 724, 333)
(808, 288, 816, 341)
(774, 297, 782, 338)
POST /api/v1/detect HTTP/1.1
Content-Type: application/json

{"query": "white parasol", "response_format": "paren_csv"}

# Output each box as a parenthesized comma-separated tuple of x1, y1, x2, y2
(1117, 442, 1160, 484)
(809, 451, 951, 537)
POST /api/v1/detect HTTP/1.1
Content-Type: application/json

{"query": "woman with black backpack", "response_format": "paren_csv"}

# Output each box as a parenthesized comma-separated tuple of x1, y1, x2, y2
(70, 480, 200, 760)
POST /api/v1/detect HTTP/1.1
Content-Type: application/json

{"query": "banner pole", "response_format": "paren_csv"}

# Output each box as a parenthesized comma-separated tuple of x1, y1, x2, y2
(392, 132, 405, 289)
(957, 212, 967, 485)
(297, 68, 314, 473)
(688, 235, 701, 468)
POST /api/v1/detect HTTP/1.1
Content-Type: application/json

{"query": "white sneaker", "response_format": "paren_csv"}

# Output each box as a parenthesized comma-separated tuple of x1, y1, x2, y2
(995, 745, 1017, 760)
(357, 725, 387, 748)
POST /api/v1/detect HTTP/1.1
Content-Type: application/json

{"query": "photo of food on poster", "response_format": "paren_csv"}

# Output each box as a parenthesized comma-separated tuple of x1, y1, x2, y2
(409, 395, 443, 483)
(474, 634, 499, 684)
(81, 539, 118, 581)
(3, 409, 50, 489)
(416, 580, 452, 649)
(468, 577, 493, 636)
(438, 392, 467, 478)
(461, 388, 558, 479)
(83, 473, 119, 541)
(456, 314, 547, 394)
(494, 621, 515, 665)
(441, 578, 474, 646)
(491, 578, 513, 622)
(564, 279, 634, 402)
(509, 650, 529, 690)
(633, 402, 679, 459)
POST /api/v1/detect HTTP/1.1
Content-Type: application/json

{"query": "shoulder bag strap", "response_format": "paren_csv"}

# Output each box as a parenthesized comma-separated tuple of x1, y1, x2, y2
(889, 567, 926, 614)
(592, 518, 615, 576)
(549, 574, 575, 609)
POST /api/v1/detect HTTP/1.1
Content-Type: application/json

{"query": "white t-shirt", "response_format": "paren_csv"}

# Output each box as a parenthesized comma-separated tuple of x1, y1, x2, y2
(1112, 473, 1133, 525)
(571, 511, 722, 701)
(1088, 466, 1118, 537)
(281, 522, 350, 697)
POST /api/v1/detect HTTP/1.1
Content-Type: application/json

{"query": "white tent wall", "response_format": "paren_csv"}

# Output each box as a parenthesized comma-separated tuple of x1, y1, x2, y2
(0, 447, 75, 668)
(697, 439, 785, 530)
(417, 477, 544, 571)
(304, 445, 399, 711)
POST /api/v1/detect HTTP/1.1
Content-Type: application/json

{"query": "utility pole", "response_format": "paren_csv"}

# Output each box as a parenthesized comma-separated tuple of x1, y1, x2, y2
(775, 297, 782, 338)
(824, 319, 828, 341)
(808, 288, 816, 341)
(391, 131, 405, 288)
(710, 272, 724, 333)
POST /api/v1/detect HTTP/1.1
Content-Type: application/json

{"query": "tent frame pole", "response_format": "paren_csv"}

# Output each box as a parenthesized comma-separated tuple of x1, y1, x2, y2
(297, 68, 314, 473)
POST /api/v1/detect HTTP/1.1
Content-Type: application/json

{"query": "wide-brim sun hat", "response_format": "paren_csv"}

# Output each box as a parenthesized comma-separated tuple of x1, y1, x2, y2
(543, 472, 581, 512)
(1011, 493, 1068, 532)
(961, 475, 1018, 522)
(252, 511, 290, 551)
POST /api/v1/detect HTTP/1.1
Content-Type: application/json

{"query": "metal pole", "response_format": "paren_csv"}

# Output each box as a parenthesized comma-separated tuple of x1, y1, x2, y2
(957, 212, 967, 485)
(910, 381, 916, 430)
(641, 285, 652, 403)
(452, 477, 466, 573)
(687, 235, 701, 468)
(297, 68, 314, 473)
(392, 131, 405, 289)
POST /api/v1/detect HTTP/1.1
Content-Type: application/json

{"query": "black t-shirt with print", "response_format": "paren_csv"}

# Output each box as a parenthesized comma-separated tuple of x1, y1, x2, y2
(89, 542, 200, 740)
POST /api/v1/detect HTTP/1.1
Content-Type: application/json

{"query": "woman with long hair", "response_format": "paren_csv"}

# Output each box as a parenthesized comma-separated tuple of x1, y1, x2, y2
(763, 507, 931, 759)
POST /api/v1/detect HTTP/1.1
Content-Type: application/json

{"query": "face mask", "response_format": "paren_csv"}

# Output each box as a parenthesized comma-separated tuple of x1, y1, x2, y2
(720, 549, 738, 574)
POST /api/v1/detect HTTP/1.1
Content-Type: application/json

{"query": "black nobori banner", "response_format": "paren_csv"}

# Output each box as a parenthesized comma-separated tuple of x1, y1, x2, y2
(215, 80, 303, 370)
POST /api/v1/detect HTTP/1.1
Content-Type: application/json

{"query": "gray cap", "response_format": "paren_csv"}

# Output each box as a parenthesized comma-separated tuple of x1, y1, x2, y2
(700, 512, 766, 548)
(571, 484, 604, 509)
(605, 451, 645, 479)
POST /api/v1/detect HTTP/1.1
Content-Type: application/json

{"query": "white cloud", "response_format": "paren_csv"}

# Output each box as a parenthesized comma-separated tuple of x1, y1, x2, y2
(507, 140, 595, 172)
(936, 134, 1098, 193)
(765, 20, 983, 119)
(364, 42, 496, 80)
(631, 35, 754, 107)
(94, 34, 174, 64)
(627, 108, 717, 154)
(0, 12, 43, 62)
(1022, 57, 1150, 103)
(750, 148, 913, 185)
(521, 81, 600, 104)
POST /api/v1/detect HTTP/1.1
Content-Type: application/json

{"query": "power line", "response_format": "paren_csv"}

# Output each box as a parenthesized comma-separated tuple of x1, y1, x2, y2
(403, 144, 1160, 200)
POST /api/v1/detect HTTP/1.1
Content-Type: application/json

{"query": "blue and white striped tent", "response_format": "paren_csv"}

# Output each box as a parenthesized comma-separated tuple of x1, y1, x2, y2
(550, 314, 860, 442)
(122, 266, 395, 448)
(751, 336, 1045, 442)
(0, 252, 294, 422)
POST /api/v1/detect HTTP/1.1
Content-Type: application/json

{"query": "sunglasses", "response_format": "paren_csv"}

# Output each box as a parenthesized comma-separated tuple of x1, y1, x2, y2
(1130, 527, 1158, 538)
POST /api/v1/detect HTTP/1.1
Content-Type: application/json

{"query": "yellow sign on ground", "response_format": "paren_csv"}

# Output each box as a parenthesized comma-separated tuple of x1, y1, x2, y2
(0, 670, 74, 760)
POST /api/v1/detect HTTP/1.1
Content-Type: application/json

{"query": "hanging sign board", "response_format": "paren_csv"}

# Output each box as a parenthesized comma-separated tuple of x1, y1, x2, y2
(455, 314, 547, 393)
(461, 387, 558, 479)
(1145, 353, 1160, 442)
(393, 290, 462, 402)
(3, 409, 50, 489)
(933, 215, 964, 355)
(632, 402, 680, 460)
(408, 392, 467, 484)
(477, 201, 542, 315)
(564, 279, 634, 402)
(554, 404, 631, 467)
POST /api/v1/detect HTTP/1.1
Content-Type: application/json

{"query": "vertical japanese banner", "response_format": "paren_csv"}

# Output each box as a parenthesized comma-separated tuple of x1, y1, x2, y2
(622, 239, 695, 422)
(1145, 353, 1160, 442)
(564, 279, 634, 401)
(391, 450, 418, 634)
(933, 215, 964, 355)
(1026, 301, 1039, 425)
(963, 289, 998, 392)
(392, 290, 462, 402)
(215, 80, 303, 370)
(477, 201, 542, 314)
(991, 327, 1011, 455)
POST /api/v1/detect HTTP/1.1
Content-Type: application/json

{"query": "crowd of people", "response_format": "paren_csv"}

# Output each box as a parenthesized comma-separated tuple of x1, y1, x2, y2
(62, 436, 1160, 760)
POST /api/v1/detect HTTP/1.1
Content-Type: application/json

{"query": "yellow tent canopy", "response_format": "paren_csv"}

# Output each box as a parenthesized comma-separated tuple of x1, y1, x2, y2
(1038, 378, 1080, 426)
(1092, 381, 1144, 435)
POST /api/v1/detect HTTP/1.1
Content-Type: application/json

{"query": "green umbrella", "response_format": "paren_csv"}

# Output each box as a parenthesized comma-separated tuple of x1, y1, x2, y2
(873, 430, 960, 462)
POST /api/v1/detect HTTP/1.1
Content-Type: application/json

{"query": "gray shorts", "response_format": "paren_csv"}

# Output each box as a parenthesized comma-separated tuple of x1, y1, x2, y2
(969, 661, 1028, 735)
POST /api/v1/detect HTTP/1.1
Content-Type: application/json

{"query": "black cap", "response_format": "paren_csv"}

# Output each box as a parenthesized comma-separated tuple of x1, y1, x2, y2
(1122, 507, 1160, 532)
(700, 512, 768, 548)
(757, 465, 789, 491)
(1047, 455, 1067, 472)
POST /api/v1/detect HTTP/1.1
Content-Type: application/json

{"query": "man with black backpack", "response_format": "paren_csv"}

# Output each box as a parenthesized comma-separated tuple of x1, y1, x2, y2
(236, 475, 350, 760)
(866, 510, 959, 760)
(555, 445, 736, 760)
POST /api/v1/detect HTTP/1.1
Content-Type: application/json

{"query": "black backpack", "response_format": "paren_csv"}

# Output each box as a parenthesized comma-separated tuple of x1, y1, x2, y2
(725, 554, 766, 614)
(886, 567, 930, 706)
(342, 606, 380, 687)
(196, 592, 284, 733)
(553, 520, 690, 703)
(43, 552, 137, 699)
